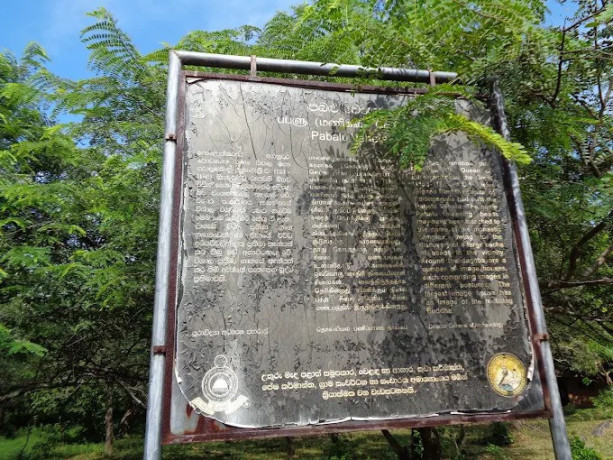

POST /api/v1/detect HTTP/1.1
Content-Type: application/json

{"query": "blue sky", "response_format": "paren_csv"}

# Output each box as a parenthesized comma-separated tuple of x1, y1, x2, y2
(0, 0, 299, 79)
(1, 1, 576, 81)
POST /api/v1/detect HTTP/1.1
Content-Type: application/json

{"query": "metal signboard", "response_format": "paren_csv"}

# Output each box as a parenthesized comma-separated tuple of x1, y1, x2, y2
(155, 72, 550, 443)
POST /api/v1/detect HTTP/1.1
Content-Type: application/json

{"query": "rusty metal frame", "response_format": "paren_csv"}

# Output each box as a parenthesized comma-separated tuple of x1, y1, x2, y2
(145, 51, 562, 458)
(174, 51, 458, 83)
(160, 72, 549, 444)
(181, 71, 433, 95)
(491, 81, 571, 458)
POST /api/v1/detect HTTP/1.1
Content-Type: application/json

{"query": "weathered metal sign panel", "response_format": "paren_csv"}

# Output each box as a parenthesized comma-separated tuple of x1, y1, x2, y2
(162, 75, 547, 441)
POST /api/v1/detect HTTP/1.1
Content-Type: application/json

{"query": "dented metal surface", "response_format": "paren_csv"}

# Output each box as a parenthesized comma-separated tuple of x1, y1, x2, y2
(155, 74, 544, 442)
(156, 75, 548, 442)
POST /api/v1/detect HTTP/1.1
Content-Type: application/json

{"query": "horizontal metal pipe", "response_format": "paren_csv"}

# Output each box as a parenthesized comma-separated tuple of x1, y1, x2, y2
(175, 51, 457, 83)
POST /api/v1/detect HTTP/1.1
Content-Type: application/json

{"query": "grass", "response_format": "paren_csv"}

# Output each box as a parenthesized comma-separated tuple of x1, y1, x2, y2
(0, 408, 611, 459)
(0, 430, 45, 460)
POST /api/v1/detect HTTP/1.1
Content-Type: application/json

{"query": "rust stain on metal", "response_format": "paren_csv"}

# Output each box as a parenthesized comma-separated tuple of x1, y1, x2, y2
(184, 71, 432, 95)
(159, 75, 551, 444)
(428, 69, 436, 87)
(152, 346, 166, 355)
(163, 410, 549, 444)
(500, 156, 552, 413)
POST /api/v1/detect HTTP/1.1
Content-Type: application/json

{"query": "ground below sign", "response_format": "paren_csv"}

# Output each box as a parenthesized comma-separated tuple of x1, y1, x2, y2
(172, 78, 535, 429)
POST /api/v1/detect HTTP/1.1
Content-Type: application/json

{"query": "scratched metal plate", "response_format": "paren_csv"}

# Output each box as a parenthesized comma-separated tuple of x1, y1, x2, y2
(171, 78, 536, 430)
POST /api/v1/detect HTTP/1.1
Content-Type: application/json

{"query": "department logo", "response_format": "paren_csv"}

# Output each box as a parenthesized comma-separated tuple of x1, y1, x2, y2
(487, 353, 527, 397)
(190, 355, 249, 415)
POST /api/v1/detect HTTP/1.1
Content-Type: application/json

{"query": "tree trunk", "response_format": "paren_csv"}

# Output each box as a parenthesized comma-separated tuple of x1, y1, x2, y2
(285, 436, 295, 457)
(381, 430, 409, 460)
(418, 427, 441, 460)
(118, 408, 132, 436)
(453, 425, 465, 457)
(104, 388, 114, 458)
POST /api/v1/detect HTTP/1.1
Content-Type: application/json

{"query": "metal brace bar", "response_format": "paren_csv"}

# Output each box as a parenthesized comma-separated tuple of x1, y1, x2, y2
(152, 346, 167, 355)
(175, 50, 457, 84)
(144, 50, 182, 460)
(490, 80, 571, 460)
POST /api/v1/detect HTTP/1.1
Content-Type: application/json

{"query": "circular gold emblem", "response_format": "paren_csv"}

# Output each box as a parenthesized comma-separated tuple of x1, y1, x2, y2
(487, 353, 527, 397)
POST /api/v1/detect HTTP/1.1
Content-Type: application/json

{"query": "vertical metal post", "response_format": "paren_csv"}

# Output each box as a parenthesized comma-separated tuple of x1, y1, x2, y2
(143, 51, 182, 460)
(490, 81, 571, 460)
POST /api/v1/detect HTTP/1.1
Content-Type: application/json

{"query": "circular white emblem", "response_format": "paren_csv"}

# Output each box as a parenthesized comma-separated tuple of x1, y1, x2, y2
(202, 355, 239, 403)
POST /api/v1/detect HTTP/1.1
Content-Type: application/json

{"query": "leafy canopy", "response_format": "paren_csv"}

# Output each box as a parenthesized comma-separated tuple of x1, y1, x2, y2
(0, 0, 611, 443)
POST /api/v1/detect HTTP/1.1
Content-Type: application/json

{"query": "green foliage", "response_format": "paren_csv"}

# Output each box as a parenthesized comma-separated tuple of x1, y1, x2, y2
(569, 436, 603, 460)
(483, 444, 508, 460)
(2, 415, 612, 459)
(443, 114, 530, 164)
(1, 8, 161, 438)
(353, 86, 530, 170)
(81, 8, 148, 80)
(591, 387, 613, 418)
(280, 0, 544, 80)
(483, 422, 514, 447)
(0, 0, 612, 445)
(0, 324, 47, 357)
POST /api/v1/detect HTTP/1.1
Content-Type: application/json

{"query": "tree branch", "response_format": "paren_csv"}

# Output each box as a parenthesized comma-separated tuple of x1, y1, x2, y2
(583, 242, 613, 277)
(543, 277, 613, 290)
(550, 23, 566, 107)
(566, 210, 613, 279)
(562, 6, 608, 32)
(562, 49, 613, 58)
(0, 382, 77, 404)
(114, 378, 146, 409)
(571, 94, 598, 118)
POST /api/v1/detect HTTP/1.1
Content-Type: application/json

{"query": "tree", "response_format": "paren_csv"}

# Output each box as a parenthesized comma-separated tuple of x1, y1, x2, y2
(256, 0, 612, 383)
(0, 9, 165, 443)
(497, 1, 613, 382)
(0, 44, 54, 435)
(0, 1, 610, 452)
